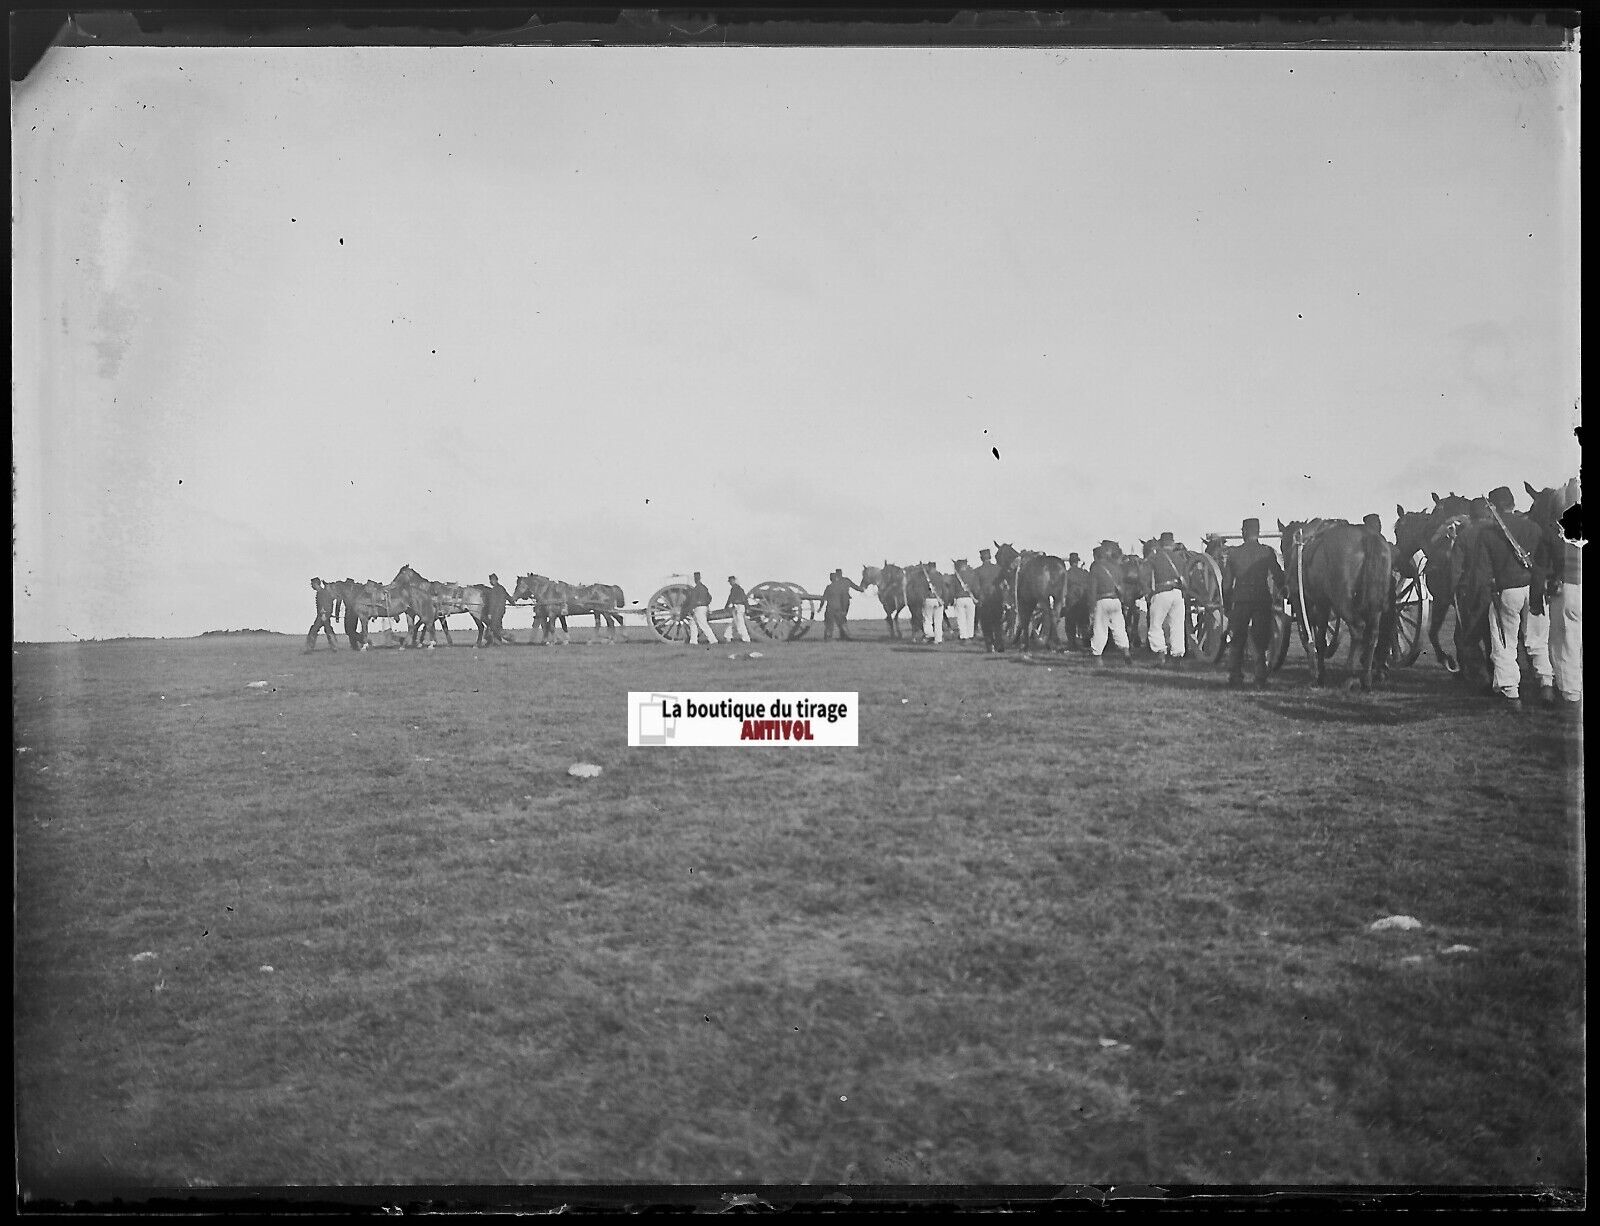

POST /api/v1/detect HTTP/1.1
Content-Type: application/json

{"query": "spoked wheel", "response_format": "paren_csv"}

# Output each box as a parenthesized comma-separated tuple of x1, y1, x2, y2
(776, 582, 822, 640)
(1388, 559, 1430, 668)
(646, 584, 694, 644)
(1268, 610, 1293, 673)
(748, 582, 804, 640)
(1184, 551, 1227, 663)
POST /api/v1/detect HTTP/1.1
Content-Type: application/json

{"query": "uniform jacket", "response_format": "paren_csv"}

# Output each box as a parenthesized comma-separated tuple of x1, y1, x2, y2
(1223, 541, 1284, 607)
(725, 583, 748, 608)
(690, 582, 714, 609)
(1148, 550, 1183, 593)
(1090, 560, 1123, 602)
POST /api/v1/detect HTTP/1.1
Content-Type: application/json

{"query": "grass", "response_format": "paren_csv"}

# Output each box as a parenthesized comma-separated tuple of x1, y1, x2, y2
(12, 627, 1584, 1195)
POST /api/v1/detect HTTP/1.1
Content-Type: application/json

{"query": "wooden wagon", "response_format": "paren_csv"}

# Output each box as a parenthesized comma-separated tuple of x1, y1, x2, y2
(644, 578, 827, 644)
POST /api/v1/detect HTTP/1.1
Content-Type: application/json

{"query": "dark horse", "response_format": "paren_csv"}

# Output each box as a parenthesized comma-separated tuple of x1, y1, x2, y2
(860, 563, 908, 639)
(1279, 519, 1396, 691)
(993, 542, 1067, 652)
(1393, 491, 1478, 674)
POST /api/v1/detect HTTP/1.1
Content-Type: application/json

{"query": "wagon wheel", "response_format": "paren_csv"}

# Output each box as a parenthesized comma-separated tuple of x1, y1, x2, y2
(1184, 551, 1228, 663)
(778, 581, 824, 641)
(646, 583, 694, 644)
(748, 581, 804, 641)
(1388, 556, 1430, 668)
(1267, 610, 1293, 673)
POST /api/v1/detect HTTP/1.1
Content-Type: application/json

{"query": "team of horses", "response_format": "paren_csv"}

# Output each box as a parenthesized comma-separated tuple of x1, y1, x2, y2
(849, 479, 1577, 691)
(326, 567, 627, 649)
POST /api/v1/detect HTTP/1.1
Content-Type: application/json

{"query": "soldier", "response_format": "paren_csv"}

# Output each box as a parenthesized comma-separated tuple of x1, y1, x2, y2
(1063, 552, 1091, 650)
(1548, 493, 1582, 708)
(484, 573, 512, 645)
(1145, 531, 1187, 668)
(1362, 513, 1386, 537)
(305, 577, 339, 651)
(722, 575, 752, 644)
(1088, 541, 1132, 667)
(949, 560, 978, 643)
(1472, 486, 1554, 709)
(822, 569, 862, 641)
(1223, 518, 1285, 688)
(685, 571, 719, 647)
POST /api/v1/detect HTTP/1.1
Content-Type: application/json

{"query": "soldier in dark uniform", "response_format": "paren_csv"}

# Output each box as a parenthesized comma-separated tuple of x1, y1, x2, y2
(484, 573, 512, 645)
(823, 569, 862, 641)
(1222, 518, 1285, 688)
(1362, 514, 1385, 537)
(305, 577, 340, 651)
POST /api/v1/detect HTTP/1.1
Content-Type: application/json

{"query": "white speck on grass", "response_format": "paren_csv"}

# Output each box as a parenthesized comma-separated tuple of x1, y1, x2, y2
(1441, 944, 1476, 955)
(245, 680, 269, 689)
(1097, 1037, 1120, 1048)
(131, 951, 157, 962)
(1369, 915, 1423, 931)
(260, 965, 274, 973)
(568, 763, 603, 778)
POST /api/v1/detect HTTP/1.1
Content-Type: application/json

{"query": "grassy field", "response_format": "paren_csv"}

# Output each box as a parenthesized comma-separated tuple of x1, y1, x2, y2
(13, 626, 1584, 1197)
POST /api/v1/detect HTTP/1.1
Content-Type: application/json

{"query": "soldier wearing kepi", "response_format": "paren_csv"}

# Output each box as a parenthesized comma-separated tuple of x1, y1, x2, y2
(822, 569, 862, 642)
(1472, 486, 1554, 710)
(1362, 514, 1386, 537)
(305, 577, 340, 651)
(1088, 541, 1132, 667)
(1223, 518, 1285, 689)
(685, 571, 719, 647)
(722, 575, 752, 644)
(484, 573, 512, 645)
(1145, 531, 1187, 669)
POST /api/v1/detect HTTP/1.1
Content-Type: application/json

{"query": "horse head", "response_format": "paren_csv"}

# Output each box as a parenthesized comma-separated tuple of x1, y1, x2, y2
(860, 565, 880, 591)
(1393, 505, 1437, 576)
(993, 543, 1019, 572)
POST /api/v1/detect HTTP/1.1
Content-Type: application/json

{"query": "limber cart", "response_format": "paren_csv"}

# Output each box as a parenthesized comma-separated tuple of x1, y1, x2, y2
(1201, 530, 1429, 672)
(644, 577, 827, 644)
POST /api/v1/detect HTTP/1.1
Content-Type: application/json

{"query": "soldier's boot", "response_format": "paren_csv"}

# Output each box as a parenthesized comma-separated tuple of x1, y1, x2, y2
(1094, 655, 1105, 669)
(1122, 650, 1134, 667)
(1539, 683, 1556, 706)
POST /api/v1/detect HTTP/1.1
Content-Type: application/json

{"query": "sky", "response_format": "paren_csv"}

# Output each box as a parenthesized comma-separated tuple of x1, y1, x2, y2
(13, 44, 1581, 641)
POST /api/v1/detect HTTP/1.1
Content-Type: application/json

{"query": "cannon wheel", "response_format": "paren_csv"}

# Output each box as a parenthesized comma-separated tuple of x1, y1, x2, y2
(646, 583, 694, 644)
(779, 582, 824, 640)
(1185, 550, 1227, 663)
(1388, 556, 1430, 668)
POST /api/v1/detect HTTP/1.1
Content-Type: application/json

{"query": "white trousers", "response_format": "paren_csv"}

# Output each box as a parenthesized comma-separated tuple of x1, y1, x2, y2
(1146, 588, 1186, 658)
(1489, 586, 1532, 696)
(921, 598, 944, 643)
(1090, 597, 1129, 656)
(687, 605, 718, 645)
(953, 595, 976, 640)
(1550, 582, 1582, 701)
(723, 605, 751, 643)
(1521, 606, 1553, 686)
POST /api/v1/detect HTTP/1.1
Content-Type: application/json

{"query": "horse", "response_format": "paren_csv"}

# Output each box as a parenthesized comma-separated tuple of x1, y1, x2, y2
(1526, 478, 1580, 542)
(335, 579, 396, 649)
(860, 563, 907, 639)
(1394, 492, 1477, 673)
(386, 565, 442, 649)
(512, 575, 626, 644)
(903, 562, 952, 644)
(392, 566, 493, 647)
(1278, 519, 1396, 691)
(993, 542, 1067, 652)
